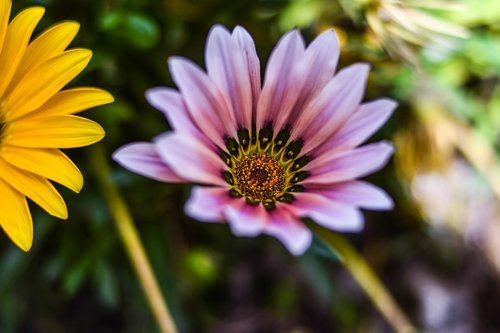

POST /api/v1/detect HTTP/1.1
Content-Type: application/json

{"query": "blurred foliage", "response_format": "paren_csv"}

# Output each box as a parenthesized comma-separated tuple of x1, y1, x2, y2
(1, 0, 500, 332)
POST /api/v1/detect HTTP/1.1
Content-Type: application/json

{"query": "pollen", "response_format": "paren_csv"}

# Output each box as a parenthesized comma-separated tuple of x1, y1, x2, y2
(221, 126, 310, 207)
(234, 152, 285, 202)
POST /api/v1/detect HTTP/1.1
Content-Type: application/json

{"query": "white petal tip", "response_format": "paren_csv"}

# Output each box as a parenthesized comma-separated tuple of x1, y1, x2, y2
(111, 146, 127, 164)
(167, 56, 185, 70)
(356, 63, 371, 76)
(228, 223, 262, 237)
(380, 98, 399, 110)
(287, 230, 313, 256)
(380, 141, 396, 155)
(327, 217, 365, 233)
(209, 24, 230, 35)
(232, 25, 249, 35)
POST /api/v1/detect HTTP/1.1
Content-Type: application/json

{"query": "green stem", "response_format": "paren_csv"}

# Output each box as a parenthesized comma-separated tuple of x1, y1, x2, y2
(89, 144, 179, 333)
(310, 223, 416, 333)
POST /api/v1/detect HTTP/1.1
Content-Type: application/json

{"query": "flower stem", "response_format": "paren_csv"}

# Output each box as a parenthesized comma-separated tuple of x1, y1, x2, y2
(310, 223, 416, 333)
(89, 144, 179, 333)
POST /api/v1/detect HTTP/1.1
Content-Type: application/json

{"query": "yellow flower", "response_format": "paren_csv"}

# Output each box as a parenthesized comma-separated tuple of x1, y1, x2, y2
(0, 0, 113, 251)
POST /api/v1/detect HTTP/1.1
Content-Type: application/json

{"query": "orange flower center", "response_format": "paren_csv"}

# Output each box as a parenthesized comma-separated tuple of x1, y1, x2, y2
(234, 152, 286, 203)
(220, 126, 311, 209)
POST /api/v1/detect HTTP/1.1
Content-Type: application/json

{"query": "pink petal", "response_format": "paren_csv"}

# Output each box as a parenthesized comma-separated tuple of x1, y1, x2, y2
(145, 87, 211, 145)
(292, 64, 370, 155)
(185, 186, 230, 223)
(112, 142, 184, 183)
(256, 30, 305, 130)
(224, 199, 268, 236)
(206, 25, 253, 130)
(312, 181, 394, 210)
(283, 192, 364, 232)
(304, 141, 394, 185)
(168, 57, 236, 147)
(274, 29, 340, 131)
(232, 26, 261, 125)
(155, 133, 227, 186)
(316, 98, 397, 156)
(263, 207, 312, 256)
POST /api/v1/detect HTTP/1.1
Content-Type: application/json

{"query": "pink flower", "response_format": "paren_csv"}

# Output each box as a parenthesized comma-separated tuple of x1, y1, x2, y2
(113, 25, 396, 255)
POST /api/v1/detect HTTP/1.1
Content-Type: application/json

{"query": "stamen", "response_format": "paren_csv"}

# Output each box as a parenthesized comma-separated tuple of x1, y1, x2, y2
(291, 171, 310, 183)
(237, 128, 250, 151)
(221, 125, 311, 207)
(277, 193, 295, 203)
(258, 124, 273, 150)
(263, 200, 276, 209)
(283, 140, 302, 162)
(220, 151, 233, 167)
(234, 152, 285, 202)
(287, 185, 305, 192)
(225, 137, 240, 157)
(229, 188, 243, 198)
(289, 155, 310, 171)
(222, 171, 235, 185)
(273, 128, 290, 153)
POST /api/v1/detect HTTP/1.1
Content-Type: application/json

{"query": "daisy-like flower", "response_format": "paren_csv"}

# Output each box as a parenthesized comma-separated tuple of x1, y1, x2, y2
(114, 25, 396, 255)
(0, 0, 113, 251)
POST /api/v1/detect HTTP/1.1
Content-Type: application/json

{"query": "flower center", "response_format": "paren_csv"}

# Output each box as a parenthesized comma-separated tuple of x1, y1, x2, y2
(220, 125, 311, 209)
(234, 152, 285, 202)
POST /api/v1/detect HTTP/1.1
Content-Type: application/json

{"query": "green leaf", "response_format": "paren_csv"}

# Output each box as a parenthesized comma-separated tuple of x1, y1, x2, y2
(100, 11, 160, 49)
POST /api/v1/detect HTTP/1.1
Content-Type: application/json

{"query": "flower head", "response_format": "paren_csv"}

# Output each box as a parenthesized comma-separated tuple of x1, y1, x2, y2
(0, 0, 113, 251)
(114, 25, 395, 255)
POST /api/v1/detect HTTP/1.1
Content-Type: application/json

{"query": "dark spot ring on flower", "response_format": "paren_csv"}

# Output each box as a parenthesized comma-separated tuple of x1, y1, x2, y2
(220, 124, 310, 209)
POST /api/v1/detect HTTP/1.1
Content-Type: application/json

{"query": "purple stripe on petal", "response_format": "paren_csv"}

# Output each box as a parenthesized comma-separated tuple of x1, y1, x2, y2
(256, 30, 305, 130)
(185, 186, 229, 223)
(155, 133, 227, 186)
(112, 142, 184, 183)
(304, 141, 394, 184)
(274, 29, 340, 131)
(145, 87, 212, 146)
(224, 199, 267, 237)
(263, 207, 312, 256)
(283, 192, 364, 232)
(232, 26, 261, 126)
(311, 181, 394, 210)
(301, 29, 340, 97)
(168, 57, 235, 147)
(315, 98, 397, 156)
(206, 25, 253, 130)
(293, 64, 370, 155)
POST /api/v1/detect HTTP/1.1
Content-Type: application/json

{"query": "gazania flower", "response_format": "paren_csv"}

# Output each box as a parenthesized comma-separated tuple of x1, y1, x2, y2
(114, 25, 395, 255)
(364, 0, 468, 63)
(0, 0, 113, 251)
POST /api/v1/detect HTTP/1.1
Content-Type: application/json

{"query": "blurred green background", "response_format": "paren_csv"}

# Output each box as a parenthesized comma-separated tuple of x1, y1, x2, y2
(2, 0, 500, 332)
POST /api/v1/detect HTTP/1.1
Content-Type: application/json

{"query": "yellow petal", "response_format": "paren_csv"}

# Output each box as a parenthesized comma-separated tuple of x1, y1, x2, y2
(1, 146, 83, 193)
(33, 87, 114, 118)
(4, 115, 105, 148)
(7, 21, 80, 93)
(0, 0, 12, 52)
(4, 48, 92, 121)
(0, 178, 33, 252)
(0, 6, 45, 96)
(0, 157, 68, 219)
